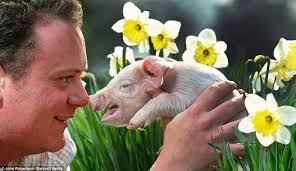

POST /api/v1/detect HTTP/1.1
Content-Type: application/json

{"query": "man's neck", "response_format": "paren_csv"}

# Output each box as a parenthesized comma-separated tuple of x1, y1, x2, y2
(0, 143, 24, 165)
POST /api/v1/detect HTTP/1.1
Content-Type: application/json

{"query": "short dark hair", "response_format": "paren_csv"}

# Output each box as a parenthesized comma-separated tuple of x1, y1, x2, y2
(0, 0, 83, 80)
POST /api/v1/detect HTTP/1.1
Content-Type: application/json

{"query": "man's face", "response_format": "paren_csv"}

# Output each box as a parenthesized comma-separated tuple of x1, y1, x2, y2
(0, 19, 89, 154)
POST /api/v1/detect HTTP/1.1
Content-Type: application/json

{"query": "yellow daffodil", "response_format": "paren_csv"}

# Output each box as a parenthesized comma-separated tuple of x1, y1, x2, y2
(239, 93, 296, 147)
(148, 20, 181, 57)
(182, 28, 228, 68)
(107, 46, 135, 77)
(111, 2, 153, 52)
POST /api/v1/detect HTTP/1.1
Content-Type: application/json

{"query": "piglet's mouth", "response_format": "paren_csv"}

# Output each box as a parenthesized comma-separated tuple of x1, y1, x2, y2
(101, 104, 119, 122)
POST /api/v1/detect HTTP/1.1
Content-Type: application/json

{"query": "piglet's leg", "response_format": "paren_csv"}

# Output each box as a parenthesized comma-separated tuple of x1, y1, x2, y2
(128, 92, 189, 129)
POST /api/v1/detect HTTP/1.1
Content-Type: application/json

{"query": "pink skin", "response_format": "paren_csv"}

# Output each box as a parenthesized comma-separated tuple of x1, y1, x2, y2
(90, 56, 244, 129)
(0, 19, 89, 164)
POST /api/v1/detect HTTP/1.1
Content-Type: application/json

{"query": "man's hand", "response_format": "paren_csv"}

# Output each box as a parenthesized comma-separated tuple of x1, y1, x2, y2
(150, 80, 246, 171)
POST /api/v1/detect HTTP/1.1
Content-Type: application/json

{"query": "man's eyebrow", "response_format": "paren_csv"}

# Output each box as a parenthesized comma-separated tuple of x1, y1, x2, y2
(51, 68, 84, 75)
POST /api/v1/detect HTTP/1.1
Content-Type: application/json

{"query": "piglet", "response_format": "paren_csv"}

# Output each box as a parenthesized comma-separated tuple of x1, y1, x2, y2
(89, 56, 244, 129)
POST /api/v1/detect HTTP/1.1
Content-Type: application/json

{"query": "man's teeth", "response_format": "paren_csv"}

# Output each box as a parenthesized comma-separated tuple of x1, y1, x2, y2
(55, 116, 67, 121)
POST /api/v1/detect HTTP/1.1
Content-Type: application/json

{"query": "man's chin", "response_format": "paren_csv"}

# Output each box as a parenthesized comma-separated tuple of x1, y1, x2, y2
(48, 137, 66, 152)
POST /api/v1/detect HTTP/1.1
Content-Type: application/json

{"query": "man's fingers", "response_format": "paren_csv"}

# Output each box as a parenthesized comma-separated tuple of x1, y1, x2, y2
(208, 94, 245, 126)
(189, 80, 237, 113)
(215, 143, 245, 160)
(207, 143, 245, 169)
(210, 119, 241, 142)
(229, 143, 245, 158)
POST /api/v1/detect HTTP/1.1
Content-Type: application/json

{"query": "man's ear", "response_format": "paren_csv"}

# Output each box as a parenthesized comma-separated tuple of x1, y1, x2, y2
(141, 56, 173, 96)
(0, 66, 6, 106)
(0, 66, 6, 88)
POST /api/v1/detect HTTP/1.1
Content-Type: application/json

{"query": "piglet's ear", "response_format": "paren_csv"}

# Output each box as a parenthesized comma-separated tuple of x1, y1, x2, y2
(141, 56, 173, 95)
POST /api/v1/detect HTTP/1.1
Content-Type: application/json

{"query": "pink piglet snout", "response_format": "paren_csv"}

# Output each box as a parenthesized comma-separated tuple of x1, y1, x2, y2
(89, 93, 111, 112)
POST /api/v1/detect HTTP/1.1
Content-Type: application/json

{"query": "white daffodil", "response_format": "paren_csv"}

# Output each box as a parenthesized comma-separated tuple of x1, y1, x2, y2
(239, 93, 296, 147)
(81, 80, 87, 88)
(147, 20, 181, 57)
(273, 38, 296, 79)
(251, 60, 285, 92)
(182, 28, 228, 68)
(107, 46, 135, 77)
(112, 2, 156, 53)
(251, 38, 296, 92)
(274, 38, 296, 70)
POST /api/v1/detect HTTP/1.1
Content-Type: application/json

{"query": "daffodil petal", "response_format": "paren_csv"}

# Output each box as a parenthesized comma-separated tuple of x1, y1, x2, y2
(111, 19, 124, 33)
(213, 53, 228, 68)
(113, 46, 124, 57)
(275, 77, 285, 88)
(164, 20, 181, 39)
(139, 11, 149, 21)
(163, 49, 171, 57)
(259, 60, 277, 75)
(266, 93, 278, 111)
(274, 125, 291, 144)
(288, 70, 296, 77)
(123, 2, 141, 19)
(166, 41, 179, 54)
(126, 47, 135, 63)
(238, 117, 255, 133)
(156, 51, 160, 57)
(214, 41, 227, 52)
(182, 50, 195, 63)
(107, 54, 113, 59)
(252, 72, 262, 92)
(147, 19, 163, 37)
(185, 35, 198, 51)
(256, 132, 275, 147)
(197, 28, 217, 45)
(81, 80, 87, 87)
(138, 38, 149, 53)
(123, 36, 137, 46)
(274, 38, 288, 62)
(245, 94, 268, 116)
(277, 106, 296, 126)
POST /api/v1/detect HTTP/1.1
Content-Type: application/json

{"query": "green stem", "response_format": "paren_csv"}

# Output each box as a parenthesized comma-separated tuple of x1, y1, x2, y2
(263, 147, 267, 171)
(263, 59, 271, 98)
(123, 47, 127, 68)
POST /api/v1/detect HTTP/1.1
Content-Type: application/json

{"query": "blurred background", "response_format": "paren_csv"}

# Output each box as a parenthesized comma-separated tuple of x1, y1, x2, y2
(81, 0, 296, 79)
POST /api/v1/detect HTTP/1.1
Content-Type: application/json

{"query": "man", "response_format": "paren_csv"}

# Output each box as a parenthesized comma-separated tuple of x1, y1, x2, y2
(0, 0, 244, 170)
(0, 0, 88, 169)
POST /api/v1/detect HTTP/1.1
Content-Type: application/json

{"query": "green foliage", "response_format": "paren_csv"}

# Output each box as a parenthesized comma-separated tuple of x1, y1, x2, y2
(69, 74, 163, 171)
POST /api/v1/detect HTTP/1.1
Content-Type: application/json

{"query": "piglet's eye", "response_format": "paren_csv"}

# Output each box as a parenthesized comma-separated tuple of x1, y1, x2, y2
(119, 79, 135, 90)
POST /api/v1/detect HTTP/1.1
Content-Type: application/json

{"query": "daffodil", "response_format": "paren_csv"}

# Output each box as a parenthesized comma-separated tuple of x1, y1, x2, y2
(81, 80, 87, 88)
(238, 93, 296, 147)
(251, 38, 296, 92)
(147, 20, 181, 57)
(274, 38, 296, 70)
(107, 46, 135, 77)
(272, 38, 296, 79)
(112, 2, 157, 53)
(251, 60, 285, 92)
(182, 28, 228, 68)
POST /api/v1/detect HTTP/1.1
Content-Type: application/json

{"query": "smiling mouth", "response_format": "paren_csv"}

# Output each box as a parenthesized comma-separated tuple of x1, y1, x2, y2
(101, 104, 119, 122)
(54, 116, 68, 122)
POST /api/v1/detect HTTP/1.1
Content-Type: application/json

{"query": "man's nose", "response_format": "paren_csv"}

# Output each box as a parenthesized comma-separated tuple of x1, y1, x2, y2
(68, 83, 89, 107)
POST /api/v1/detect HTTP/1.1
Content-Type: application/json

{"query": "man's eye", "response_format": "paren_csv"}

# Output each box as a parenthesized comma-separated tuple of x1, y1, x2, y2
(59, 76, 73, 83)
